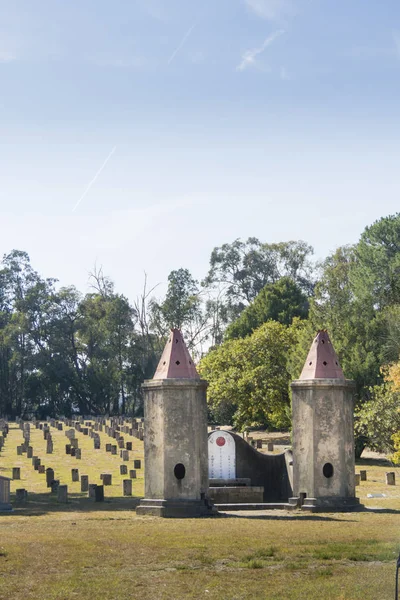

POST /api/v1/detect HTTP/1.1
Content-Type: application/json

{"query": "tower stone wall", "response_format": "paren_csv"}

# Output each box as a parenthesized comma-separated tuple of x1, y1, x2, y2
(136, 329, 215, 517)
(290, 331, 360, 511)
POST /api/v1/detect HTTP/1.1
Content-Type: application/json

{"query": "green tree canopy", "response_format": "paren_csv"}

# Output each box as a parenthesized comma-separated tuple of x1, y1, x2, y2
(353, 213, 400, 309)
(199, 319, 303, 430)
(225, 277, 309, 340)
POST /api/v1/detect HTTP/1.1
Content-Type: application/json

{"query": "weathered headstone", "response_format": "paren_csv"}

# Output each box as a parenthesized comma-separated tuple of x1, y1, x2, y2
(129, 470, 137, 479)
(75, 449, 82, 460)
(12, 467, 21, 480)
(120, 465, 128, 475)
(101, 474, 112, 486)
(360, 470, 367, 482)
(81, 475, 89, 492)
(386, 472, 396, 486)
(88, 484, 97, 499)
(57, 485, 68, 503)
(123, 480, 132, 496)
(46, 468, 55, 488)
(15, 488, 28, 502)
(50, 479, 60, 494)
(71, 468, 79, 482)
(95, 485, 104, 502)
(133, 460, 141, 470)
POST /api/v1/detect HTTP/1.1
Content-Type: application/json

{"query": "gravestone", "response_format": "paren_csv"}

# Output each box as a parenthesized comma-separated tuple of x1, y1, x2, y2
(133, 460, 141, 470)
(50, 480, 60, 494)
(57, 485, 68, 503)
(88, 484, 97, 499)
(70, 438, 79, 449)
(101, 474, 112, 486)
(71, 468, 79, 482)
(0, 477, 12, 511)
(123, 480, 132, 496)
(15, 489, 28, 502)
(106, 444, 112, 452)
(65, 444, 71, 455)
(38, 465, 45, 474)
(111, 446, 117, 455)
(360, 470, 367, 482)
(75, 449, 82, 460)
(129, 470, 136, 479)
(122, 450, 129, 462)
(81, 475, 89, 492)
(46, 468, 55, 488)
(386, 472, 396, 485)
(95, 485, 104, 502)
(120, 465, 128, 475)
(126, 442, 132, 451)
(208, 431, 236, 480)
(17, 446, 23, 456)
(12, 467, 21, 480)
(27, 446, 33, 458)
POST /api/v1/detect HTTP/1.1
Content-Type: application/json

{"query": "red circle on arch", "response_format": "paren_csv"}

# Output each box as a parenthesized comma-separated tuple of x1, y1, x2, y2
(216, 436, 226, 447)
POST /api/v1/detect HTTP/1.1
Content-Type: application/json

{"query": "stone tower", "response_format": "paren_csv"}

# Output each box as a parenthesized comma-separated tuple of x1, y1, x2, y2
(136, 329, 215, 517)
(290, 330, 359, 511)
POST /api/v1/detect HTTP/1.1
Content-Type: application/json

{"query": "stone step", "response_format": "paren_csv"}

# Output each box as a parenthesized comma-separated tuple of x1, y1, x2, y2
(215, 502, 292, 511)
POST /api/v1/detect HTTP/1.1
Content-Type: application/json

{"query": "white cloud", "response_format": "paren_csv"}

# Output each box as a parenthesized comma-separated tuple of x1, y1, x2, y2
(237, 29, 285, 71)
(245, 0, 294, 22)
(0, 51, 16, 63)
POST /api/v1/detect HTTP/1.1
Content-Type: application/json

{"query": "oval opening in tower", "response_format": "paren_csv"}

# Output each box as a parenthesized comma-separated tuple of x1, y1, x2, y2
(323, 463, 334, 478)
(174, 463, 186, 480)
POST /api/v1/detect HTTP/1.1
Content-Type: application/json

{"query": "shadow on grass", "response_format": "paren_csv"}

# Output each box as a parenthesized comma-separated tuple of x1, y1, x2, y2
(4, 491, 142, 517)
(217, 512, 351, 522)
(356, 456, 393, 467)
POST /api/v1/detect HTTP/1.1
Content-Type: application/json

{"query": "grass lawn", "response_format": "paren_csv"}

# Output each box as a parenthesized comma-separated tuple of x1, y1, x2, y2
(0, 422, 399, 600)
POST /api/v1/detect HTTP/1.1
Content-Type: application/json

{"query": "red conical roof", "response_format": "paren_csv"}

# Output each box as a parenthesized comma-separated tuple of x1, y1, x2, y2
(153, 329, 200, 379)
(299, 330, 344, 380)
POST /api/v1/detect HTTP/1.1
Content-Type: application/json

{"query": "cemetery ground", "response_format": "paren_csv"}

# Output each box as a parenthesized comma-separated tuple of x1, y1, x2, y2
(0, 423, 399, 600)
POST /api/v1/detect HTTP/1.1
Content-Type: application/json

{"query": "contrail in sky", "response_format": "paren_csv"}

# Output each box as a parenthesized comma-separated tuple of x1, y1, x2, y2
(167, 24, 195, 64)
(72, 146, 116, 213)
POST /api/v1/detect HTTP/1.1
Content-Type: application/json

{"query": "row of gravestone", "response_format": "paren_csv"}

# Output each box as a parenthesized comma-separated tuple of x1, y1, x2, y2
(52, 417, 144, 463)
(24, 418, 142, 494)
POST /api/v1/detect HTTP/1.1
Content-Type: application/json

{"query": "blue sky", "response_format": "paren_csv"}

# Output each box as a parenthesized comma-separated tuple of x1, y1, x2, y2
(1, 0, 400, 301)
